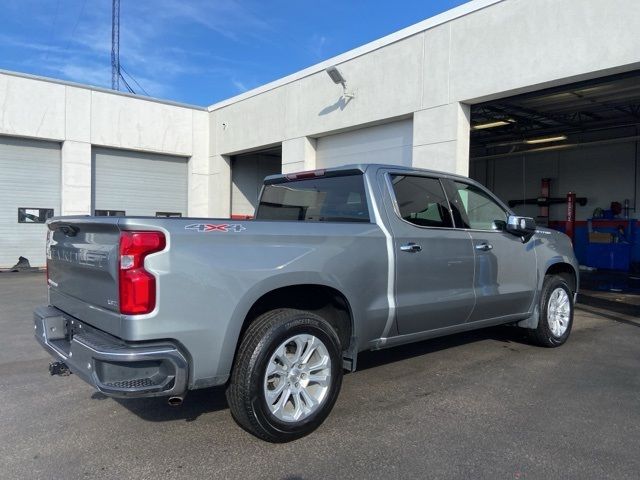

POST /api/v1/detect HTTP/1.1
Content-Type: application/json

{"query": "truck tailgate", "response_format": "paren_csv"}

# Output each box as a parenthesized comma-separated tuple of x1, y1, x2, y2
(47, 217, 121, 314)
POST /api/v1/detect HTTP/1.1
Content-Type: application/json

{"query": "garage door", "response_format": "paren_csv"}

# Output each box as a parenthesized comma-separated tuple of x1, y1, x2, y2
(0, 137, 61, 268)
(93, 148, 188, 217)
(316, 119, 413, 168)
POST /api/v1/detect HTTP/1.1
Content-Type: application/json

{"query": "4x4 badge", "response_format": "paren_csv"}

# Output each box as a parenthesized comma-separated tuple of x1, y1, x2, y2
(184, 223, 246, 233)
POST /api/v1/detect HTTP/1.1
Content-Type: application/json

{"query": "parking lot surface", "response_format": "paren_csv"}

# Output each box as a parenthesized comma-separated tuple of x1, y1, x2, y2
(1, 272, 639, 479)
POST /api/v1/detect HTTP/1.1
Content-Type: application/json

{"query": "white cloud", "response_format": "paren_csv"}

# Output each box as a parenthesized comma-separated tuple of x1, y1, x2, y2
(52, 62, 112, 89)
(232, 79, 248, 92)
(309, 34, 328, 60)
(1, 0, 276, 101)
(149, 0, 272, 42)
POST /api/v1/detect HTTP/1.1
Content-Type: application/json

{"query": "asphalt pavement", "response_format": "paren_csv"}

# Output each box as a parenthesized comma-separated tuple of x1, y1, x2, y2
(1, 272, 639, 479)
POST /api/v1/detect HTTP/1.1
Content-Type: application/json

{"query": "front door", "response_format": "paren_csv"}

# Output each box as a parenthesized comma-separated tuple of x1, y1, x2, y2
(382, 172, 476, 336)
(444, 180, 537, 322)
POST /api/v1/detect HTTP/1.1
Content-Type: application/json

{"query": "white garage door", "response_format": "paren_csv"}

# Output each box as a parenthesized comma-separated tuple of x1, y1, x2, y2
(316, 119, 413, 168)
(93, 148, 188, 217)
(0, 137, 61, 268)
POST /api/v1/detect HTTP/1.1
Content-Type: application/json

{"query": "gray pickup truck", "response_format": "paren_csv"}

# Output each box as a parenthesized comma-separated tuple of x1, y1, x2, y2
(36, 164, 578, 442)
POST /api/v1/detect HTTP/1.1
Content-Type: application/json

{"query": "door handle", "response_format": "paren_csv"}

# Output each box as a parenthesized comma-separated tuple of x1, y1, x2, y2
(400, 242, 422, 253)
(475, 243, 493, 251)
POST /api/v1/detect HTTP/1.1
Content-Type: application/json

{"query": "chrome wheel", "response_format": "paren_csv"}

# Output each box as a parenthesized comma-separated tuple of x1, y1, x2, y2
(547, 287, 571, 337)
(264, 334, 332, 423)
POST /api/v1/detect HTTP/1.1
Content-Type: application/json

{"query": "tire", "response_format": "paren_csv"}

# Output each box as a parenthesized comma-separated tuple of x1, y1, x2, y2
(528, 275, 574, 347)
(226, 308, 343, 442)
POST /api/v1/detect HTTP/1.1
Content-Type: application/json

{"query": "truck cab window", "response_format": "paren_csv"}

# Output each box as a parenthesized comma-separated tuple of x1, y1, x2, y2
(390, 175, 453, 228)
(450, 181, 507, 230)
(256, 174, 370, 222)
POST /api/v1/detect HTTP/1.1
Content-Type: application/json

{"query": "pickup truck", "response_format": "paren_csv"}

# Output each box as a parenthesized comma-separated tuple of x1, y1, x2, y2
(36, 164, 578, 442)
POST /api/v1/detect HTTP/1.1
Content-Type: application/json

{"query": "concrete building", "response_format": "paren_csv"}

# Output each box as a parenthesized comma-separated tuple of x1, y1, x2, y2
(1, 0, 639, 268)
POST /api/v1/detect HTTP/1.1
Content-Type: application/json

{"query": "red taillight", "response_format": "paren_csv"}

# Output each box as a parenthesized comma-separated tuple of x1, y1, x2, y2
(285, 169, 325, 180)
(119, 231, 166, 315)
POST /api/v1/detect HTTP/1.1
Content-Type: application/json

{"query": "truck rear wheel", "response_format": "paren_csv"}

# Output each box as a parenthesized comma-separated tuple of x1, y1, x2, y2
(528, 275, 574, 347)
(226, 308, 343, 442)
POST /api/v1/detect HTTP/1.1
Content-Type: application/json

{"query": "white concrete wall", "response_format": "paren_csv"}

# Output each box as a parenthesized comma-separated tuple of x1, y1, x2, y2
(0, 71, 210, 216)
(449, 0, 640, 103)
(209, 0, 640, 215)
(231, 154, 281, 216)
(282, 137, 316, 174)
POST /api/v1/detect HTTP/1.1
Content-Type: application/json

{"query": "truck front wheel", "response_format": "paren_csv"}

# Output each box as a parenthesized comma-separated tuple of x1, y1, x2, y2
(528, 274, 574, 347)
(226, 308, 343, 442)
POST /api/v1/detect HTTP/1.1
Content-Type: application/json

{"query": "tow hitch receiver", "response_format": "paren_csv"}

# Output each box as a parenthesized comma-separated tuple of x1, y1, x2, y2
(49, 361, 71, 376)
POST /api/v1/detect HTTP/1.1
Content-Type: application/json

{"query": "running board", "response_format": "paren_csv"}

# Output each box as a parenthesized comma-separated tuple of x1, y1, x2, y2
(370, 314, 529, 350)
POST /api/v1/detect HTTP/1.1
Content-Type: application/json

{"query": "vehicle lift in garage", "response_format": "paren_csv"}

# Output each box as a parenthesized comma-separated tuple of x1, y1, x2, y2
(508, 178, 587, 241)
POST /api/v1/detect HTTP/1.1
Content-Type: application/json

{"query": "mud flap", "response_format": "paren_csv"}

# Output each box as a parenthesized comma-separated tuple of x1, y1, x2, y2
(517, 306, 539, 329)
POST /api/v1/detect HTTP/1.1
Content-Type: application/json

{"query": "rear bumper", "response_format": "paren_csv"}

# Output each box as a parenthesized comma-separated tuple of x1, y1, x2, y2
(34, 305, 188, 398)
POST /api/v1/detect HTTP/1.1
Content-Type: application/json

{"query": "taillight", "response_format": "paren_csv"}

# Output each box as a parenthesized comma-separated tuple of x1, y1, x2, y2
(285, 169, 325, 180)
(119, 231, 166, 315)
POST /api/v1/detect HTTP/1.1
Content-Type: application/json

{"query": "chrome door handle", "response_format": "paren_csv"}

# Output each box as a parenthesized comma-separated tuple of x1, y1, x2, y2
(400, 242, 422, 253)
(475, 243, 493, 251)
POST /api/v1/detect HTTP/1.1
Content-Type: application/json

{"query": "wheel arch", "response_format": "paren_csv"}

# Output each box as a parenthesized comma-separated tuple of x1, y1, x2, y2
(241, 284, 354, 350)
(219, 276, 357, 380)
(545, 261, 578, 293)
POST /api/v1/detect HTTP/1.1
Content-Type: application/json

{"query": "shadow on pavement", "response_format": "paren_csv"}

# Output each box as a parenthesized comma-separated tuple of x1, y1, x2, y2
(105, 386, 229, 422)
(356, 325, 528, 372)
(107, 325, 528, 423)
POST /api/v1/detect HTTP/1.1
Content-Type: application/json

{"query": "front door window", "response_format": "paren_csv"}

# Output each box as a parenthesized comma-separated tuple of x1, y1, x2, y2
(449, 182, 507, 231)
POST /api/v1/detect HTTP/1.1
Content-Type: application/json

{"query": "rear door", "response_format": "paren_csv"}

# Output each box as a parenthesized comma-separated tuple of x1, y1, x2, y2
(443, 180, 537, 321)
(381, 171, 475, 335)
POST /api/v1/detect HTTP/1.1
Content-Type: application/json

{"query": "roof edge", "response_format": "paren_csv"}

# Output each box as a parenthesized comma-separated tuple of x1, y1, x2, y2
(207, 0, 504, 111)
(0, 69, 207, 111)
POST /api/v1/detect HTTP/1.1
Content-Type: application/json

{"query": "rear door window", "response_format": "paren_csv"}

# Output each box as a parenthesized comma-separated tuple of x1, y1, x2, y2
(389, 175, 453, 228)
(256, 174, 370, 222)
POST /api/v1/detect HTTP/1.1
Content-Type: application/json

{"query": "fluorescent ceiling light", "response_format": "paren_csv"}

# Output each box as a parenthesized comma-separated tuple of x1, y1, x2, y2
(471, 119, 513, 130)
(524, 134, 568, 145)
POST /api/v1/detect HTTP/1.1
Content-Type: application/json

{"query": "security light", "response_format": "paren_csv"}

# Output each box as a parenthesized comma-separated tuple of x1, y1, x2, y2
(325, 66, 355, 99)
(326, 66, 346, 86)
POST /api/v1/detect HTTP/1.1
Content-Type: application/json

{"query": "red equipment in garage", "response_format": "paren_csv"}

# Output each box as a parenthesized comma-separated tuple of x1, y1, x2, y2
(508, 179, 586, 244)
(508, 179, 587, 230)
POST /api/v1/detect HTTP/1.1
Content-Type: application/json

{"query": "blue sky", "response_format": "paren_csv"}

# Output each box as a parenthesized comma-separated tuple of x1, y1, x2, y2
(1, 0, 468, 106)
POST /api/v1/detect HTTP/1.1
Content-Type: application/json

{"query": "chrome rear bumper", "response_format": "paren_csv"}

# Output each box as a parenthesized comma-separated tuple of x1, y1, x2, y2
(34, 305, 188, 398)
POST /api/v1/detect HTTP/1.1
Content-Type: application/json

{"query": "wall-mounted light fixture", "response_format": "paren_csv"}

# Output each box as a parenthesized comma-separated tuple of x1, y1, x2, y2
(325, 66, 355, 99)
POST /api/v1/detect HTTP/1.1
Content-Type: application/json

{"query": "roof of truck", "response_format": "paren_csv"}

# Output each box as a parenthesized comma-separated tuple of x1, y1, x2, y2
(264, 163, 473, 183)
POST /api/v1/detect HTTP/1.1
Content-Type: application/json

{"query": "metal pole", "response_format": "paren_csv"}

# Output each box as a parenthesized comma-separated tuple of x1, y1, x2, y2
(566, 192, 576, 242)
(111, 0, 120, 91)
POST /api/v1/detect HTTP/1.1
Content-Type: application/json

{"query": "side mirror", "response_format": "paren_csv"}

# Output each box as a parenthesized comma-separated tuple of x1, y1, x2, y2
(506, 215, 536, 242)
